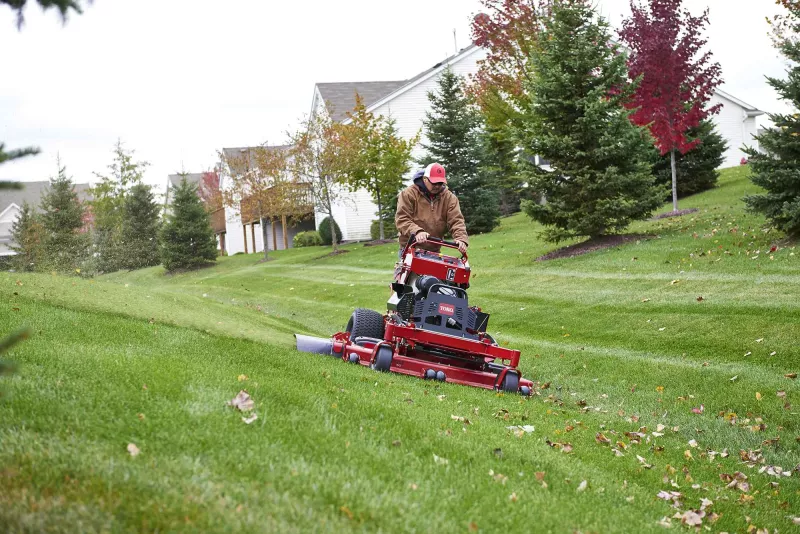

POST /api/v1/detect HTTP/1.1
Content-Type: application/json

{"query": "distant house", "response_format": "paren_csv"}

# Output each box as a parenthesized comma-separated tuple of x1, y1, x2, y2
(219, 146, 315, 255)
(307, 44, 764, 241)
(0, 180, 90, 257)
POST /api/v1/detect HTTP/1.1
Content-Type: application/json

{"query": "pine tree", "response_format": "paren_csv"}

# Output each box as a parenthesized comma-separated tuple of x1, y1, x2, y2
(90, 139, 149, 273)
(121, 183, 161, 270)
(743, 1, 800, 237)
(518, 0, 663, 242)
(9, 202, 44, 272)
(420, 68, 500, 234)
(652, 119, 727, 199)
(39, 160, 88, 272)
(160, 178, 217, 271)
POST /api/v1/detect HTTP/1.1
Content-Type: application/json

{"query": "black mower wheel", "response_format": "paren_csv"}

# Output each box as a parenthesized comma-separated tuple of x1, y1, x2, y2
(346, 308, 385, 340)
(372, 345, 393, 372)
(500, 371, 520, 393)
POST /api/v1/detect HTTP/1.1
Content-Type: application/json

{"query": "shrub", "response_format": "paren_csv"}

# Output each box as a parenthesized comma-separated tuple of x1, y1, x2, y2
(293, 231, 322, 248)
(370, 219, 398, 240)
(318, 216, 342, 246)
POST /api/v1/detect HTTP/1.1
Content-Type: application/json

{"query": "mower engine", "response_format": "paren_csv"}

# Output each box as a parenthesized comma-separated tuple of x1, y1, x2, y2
(295, 237, 533, 394)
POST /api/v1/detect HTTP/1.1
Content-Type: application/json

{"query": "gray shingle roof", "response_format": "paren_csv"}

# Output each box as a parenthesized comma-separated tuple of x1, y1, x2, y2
(167, 172, 204, 189)
(221, 145, 291, 177)
(0, 180, 91, 214)
(316, 81, 407, 122)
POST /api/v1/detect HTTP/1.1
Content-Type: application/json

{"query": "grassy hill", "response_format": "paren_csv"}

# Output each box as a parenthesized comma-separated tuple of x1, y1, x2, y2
(1, 166, 798, 533)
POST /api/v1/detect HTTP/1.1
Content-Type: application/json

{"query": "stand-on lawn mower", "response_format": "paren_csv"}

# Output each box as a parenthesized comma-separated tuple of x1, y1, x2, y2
(295, 237, 533, 395)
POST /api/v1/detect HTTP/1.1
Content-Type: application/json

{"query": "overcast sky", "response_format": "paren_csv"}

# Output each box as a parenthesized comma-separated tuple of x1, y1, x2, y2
(0, 0, 790, 189)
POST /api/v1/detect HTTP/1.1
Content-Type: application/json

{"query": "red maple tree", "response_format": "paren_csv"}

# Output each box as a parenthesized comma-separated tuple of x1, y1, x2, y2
(198, 169, 223, 211)
(619, 0, 723, 212)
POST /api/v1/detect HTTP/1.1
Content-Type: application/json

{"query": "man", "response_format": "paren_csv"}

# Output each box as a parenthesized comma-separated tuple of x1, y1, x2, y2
(395, 162, 469, 257)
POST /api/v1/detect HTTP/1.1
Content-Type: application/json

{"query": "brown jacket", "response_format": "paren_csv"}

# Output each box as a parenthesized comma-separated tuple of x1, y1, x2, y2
(395, 180, 469, 250)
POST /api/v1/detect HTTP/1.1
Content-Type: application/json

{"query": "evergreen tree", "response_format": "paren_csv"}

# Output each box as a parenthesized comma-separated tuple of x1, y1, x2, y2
(651, 119, 727, 199)
(121, 183, 161, 270)
(420, 68, 501, 234)
(160, 178, 217, 271)
(743, 1, 800, 237)
(481, 119, 525, 216)
(39, 159, 88, 272)
(90, 139, 149, 273)
(518, 0, 662, 242)
(9, 202, 44, 272)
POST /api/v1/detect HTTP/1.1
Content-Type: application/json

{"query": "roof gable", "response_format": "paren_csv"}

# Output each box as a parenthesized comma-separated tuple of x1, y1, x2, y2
(0, 180, 91, 214)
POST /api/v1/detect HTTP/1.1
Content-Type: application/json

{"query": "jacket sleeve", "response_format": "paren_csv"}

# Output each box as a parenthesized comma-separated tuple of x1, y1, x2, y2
(445, 193, 469, 245)
(395, 189, 424, 236)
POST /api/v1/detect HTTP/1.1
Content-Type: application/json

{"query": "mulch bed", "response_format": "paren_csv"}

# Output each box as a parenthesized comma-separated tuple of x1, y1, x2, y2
(363, 239, 396, 247)
(535, 234, 653, 261)
(649, 208, 699, 221)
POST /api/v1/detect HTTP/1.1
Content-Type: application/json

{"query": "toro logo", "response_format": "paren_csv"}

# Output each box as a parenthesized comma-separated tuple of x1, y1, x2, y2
(438, 303, 455, 316)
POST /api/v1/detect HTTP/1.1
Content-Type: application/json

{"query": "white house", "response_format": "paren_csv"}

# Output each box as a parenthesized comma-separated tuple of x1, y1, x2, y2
(219, 146, 315, 255)
(221, 43, 765, 250)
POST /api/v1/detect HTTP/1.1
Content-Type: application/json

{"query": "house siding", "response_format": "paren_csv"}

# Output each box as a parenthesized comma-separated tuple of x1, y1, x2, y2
(709, 93, 759, 168)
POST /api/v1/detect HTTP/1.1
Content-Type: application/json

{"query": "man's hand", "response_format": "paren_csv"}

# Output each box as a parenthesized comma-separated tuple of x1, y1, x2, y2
(455, 240, 467, 255)
(415, 232, 430, 244)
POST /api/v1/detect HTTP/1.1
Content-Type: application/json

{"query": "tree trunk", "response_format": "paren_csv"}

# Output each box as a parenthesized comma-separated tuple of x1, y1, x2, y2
(670, 149, 679, 213)
(282, 215, 288, 249)
(258, 201, 268, 261)
(330, 214, 338, 253)
(272, 218, 278, 251)
(377, 193, 384, 241)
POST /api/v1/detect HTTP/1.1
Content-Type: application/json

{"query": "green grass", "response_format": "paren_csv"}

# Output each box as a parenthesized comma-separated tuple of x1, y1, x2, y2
(1, 166, 799, 533)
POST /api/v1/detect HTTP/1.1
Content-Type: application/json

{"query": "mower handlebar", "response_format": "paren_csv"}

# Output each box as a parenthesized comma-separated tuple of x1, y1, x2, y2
(407, 236, 467, 259)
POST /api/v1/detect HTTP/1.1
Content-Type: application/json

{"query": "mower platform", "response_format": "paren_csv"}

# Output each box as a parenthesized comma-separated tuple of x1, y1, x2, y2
(295, 237, 533, 395)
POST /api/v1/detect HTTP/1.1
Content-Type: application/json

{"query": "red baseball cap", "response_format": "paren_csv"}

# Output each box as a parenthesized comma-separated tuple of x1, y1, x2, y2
(423, 163, 446, 183)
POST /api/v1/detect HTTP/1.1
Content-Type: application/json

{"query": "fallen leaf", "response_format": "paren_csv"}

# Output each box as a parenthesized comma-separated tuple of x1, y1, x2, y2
(127, 443, 140, 457)
(237, 374, 248, 382)
(228, 390, 255, 412)
(340, 506, 353, 519)
(642, 298, 651, 302)
(137, 413, 145, 421)
(680, 510, 703, 526)
(670, 279, 680, 285)
(684, 450, 693, 460)
(691, 404, 704, 414)
(451, 415, 471, 424)
(242, 414, 258, 424)
(437, 395, 446, 401)
(770, 351, 777, 356)
(696, 296, 704, 302)
(636, 455, 653, 469)
(577, 480, 588, 492)
(756, 392, 762, 401)
(595, 432, 611, 445)
(785, 373, 797, 379)
(509, 492, 518, 502)
(688, 439, 699, 448)
(756, 338, 764, 343)
(433, 454, 449, 465)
